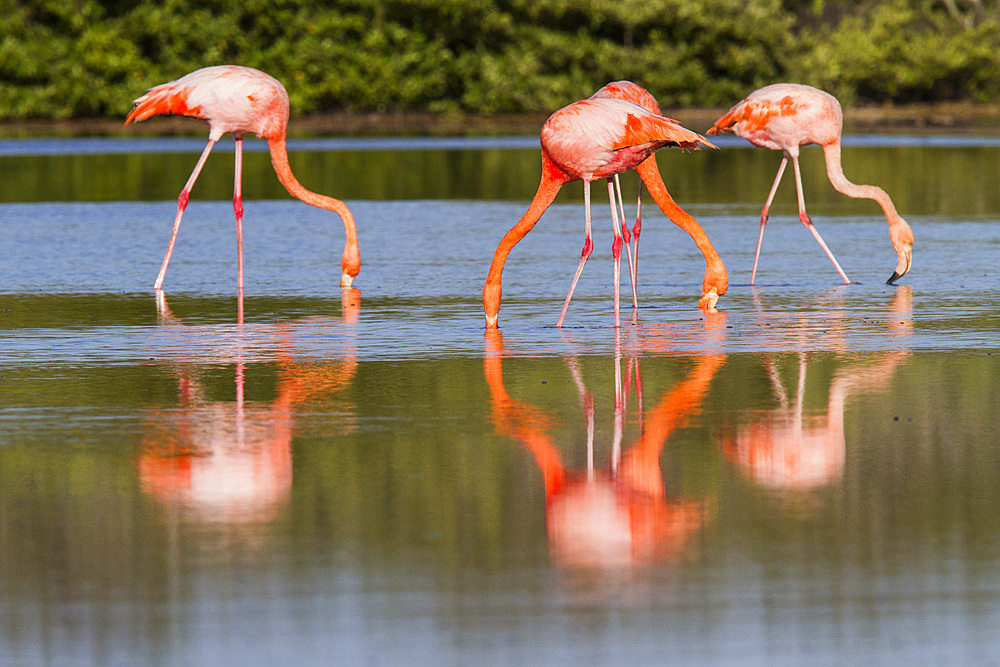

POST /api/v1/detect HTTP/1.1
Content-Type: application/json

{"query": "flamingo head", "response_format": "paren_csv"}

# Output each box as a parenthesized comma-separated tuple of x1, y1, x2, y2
(886, 216, 914, 285)
(483, 281, 502, 329)
(698, 287, 719, 313)
(698, 259, 729, 312)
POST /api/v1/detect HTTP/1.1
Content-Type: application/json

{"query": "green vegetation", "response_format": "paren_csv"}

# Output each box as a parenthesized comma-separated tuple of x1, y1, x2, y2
(1, 0, 999, 120)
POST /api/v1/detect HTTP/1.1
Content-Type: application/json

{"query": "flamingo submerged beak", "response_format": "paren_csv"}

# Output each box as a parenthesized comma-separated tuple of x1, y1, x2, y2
(698, 287, 720, 312)
(886, 242, 913, 286)
(483, 282, 502, 329)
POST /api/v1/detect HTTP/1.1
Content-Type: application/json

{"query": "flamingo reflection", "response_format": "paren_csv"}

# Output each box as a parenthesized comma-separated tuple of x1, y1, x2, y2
(485, 331, 724, 568)
(723, 288, 911, 490)
(137, 290, 359, 523)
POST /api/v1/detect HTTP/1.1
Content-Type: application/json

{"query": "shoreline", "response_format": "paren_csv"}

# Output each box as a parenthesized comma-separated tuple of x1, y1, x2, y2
(1, 101, 999, 138)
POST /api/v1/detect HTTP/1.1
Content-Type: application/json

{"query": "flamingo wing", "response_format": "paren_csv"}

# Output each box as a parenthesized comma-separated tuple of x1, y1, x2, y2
(706, 97, 787, 136)
(617, 109, 717, 151)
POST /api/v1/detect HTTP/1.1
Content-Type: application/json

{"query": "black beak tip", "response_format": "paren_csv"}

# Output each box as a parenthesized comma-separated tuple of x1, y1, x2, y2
(886, 272, 903, 286)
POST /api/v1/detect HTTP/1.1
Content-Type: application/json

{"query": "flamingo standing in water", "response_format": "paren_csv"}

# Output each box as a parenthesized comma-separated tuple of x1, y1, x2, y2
(707, 83, 913, 285)
(124, 65, 360, 291)
(482, 95, 716, 329)
(590, 81, 728, 315)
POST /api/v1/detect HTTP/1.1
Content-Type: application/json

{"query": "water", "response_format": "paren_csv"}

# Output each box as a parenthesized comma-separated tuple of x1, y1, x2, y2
(1, 135, 999, 664)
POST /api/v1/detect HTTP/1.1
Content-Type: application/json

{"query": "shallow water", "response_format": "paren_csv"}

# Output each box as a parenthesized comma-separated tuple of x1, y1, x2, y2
(1, 136, 999, 663)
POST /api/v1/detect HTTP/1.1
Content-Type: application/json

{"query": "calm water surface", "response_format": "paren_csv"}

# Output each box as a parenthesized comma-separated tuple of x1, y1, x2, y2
(1, 135, 999, 664)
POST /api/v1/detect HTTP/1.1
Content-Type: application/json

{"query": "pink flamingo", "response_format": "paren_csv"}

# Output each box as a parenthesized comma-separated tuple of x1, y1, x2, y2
(707, 83, 914, 285)
(124, 65, 360, 291)
(590, 81, 729, 315)
(483, 95, 716, 329)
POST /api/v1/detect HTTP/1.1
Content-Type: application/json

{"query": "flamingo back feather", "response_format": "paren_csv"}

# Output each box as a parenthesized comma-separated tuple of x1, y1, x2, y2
(707, 96, 799, 136)
(617, 109, 716, 151)
(123, 66, 290, 141)
(591, 81, 662, 115)
(124, 82, 204, 126)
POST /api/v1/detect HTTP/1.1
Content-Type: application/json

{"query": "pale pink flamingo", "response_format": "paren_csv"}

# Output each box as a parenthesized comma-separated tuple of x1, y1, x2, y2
(124, 65, 360, 291)
(482, 95, 716, 329)
(707, 83, 914, 285)
(590, 81, 729, 314)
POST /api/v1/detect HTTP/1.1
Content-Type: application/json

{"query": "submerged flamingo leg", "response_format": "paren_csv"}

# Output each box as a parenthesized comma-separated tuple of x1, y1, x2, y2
(752, 154, 788, 285)
(154, 138, 218, 290)
(557, 179, 594, 328)
(613, 175, 638, 315)
(791, 155, 851, 284)
(233, 134, 245, 291)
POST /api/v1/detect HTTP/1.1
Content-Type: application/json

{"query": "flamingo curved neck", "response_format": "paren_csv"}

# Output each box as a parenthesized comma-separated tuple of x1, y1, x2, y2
(636, 158, 728, 295)
(483, 155, 569, 327)
(267, 138, 360, 281)
(822, 141, 900, 223)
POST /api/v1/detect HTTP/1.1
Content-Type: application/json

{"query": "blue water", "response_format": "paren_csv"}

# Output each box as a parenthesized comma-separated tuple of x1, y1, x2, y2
(1, 136, 999, 665)
(3, 133, 1000, 156)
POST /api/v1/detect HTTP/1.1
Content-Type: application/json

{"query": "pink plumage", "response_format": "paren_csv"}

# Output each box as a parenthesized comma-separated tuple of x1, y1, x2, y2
(708, 83, 914, 285)
(125, 66, 290, 142)
(541, 98, 713, 181)
(483, 90, 715, 329)
(125, 65, 359, 290)
(708, 83, 841, 151)
(587, 81, 729, 310)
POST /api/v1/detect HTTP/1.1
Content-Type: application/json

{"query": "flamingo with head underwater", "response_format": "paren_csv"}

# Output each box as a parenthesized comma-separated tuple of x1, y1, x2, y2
(707, 83, 913, 286)
(482, 93, 717, 329)
(124, 65, 360, 291)
(590, 81, 729, 315)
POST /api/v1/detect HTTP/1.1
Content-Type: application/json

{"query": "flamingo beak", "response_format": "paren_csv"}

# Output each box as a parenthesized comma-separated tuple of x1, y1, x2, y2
(698, 287, 719, 312)
(886, 242, 913, 286)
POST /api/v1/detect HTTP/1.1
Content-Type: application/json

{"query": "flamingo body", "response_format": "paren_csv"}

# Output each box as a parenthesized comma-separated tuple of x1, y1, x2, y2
(483, 95, 714, 329)
(125, 65, 360, 290)
(541, 98, 706, 179)
(710, 83, 841, 151)
(126, 66, 290, 142)
(708, 83, 913, 285)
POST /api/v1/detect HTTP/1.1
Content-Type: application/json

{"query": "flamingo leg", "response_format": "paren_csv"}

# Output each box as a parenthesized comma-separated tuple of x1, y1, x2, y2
(613, 175, 638, 315)
(233, 134, 245, 291)
(632, 185, 642, 300)
(607, 179, 625, 329)
(154, 138, 218, 290)
(791, 155, 851, 284)
(557, 179, 594, 328)
(753, 154, 789, 285)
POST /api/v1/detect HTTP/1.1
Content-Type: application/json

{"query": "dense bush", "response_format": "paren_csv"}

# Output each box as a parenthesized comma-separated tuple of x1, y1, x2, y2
(0, 0, 998, 119)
